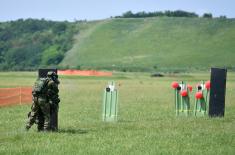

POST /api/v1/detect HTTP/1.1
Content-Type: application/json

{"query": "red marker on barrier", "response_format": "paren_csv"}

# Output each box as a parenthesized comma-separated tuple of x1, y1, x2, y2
(180, 90, 188, 97)
(195, 91, 203, 99)
(205, 81, 211, 90)
(187, 84, 193, 92)
(171, 81, 179, 89)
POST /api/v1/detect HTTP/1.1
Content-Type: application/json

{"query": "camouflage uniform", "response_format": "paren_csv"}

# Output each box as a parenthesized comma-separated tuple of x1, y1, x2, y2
(47, 76, 60, 131)
(26, 85, 51, 131)
(26, 71, 60, 131)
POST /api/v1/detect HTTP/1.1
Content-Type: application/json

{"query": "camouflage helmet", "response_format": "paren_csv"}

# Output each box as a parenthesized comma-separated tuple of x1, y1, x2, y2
(47, 71, 57, 78)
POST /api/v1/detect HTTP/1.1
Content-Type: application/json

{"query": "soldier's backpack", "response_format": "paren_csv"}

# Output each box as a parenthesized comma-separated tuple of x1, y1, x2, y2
(32, 78, 49, 96)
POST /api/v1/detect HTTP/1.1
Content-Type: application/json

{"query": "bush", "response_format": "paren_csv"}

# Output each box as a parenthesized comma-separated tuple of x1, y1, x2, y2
(41, 45, 64, 65)
(203, 13, 213, 18)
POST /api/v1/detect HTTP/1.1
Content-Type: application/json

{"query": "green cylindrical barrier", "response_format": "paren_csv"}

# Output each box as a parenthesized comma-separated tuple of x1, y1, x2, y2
(194, 81, 210, 116)
(172, 81, 180, 115)
(175, 88, 180, 116)
(180, 81, 191, 116)
(102, 82, 118, 122)
(172, 81, 191, 116)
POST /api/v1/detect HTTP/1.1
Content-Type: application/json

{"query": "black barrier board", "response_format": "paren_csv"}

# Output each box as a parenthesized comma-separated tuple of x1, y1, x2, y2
(38, 68, 57, 78)
(209, 68, 227, 117)
(50, 110, 58, 131)
(38, 68, 58, 131)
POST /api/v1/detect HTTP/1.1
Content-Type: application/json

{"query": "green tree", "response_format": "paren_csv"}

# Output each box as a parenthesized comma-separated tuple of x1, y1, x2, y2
(203, 13, 213, 18)
(122, 11, 134, 18)
(52, 23, 67, 34)
(41, 45, 64, 65)
(0, 19, 79, 70)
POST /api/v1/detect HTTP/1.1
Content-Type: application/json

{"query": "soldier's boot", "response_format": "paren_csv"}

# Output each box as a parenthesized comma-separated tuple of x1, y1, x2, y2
(26, 109, 38, 131)
(25, 125, 31, 131)
(37, 122, 44, 132)
(25, 116, 34, 131)
(25, 121, 33, 131)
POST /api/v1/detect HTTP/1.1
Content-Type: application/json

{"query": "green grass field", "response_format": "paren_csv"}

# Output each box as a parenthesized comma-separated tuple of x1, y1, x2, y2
(0, 72, 235, 155)
(61, 17, 235, 71)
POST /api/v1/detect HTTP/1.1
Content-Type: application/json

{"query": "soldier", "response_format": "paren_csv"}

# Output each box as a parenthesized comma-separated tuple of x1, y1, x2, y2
(26, 71, 60, 131)
(47, 71, 60, 131)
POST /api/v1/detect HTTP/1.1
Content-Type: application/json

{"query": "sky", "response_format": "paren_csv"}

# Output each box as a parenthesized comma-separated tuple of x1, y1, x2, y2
(0, 0, 235, 21)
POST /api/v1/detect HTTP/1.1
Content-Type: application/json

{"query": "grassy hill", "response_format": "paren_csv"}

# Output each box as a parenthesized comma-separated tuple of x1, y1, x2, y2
(60, 17, 235, 72)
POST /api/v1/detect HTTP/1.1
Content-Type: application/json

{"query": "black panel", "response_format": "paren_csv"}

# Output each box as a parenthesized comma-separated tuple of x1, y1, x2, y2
(50, 111, 58, 131)
(38, 68, 57, 78)
(37, 110, 58, 131)
(209, 68, 227, 117)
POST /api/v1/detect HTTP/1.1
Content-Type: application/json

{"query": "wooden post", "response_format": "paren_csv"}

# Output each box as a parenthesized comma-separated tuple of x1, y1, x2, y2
(19, 87, 22, 105)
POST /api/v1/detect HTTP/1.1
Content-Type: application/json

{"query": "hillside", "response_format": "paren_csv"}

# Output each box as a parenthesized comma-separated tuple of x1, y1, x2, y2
(0, 17, 235, 72)
(0, 19, 79, 70)
(60, 17, 235, 72)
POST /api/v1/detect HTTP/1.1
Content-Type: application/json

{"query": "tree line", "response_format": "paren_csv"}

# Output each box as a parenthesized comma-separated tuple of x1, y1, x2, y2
(0, 18, 79, 70)
(115, 10, 226, 19)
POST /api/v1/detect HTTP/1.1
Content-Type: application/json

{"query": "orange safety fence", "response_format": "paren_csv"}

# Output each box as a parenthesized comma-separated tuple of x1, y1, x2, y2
(0, 87, 32, 107)
(58, 70, 112, 76)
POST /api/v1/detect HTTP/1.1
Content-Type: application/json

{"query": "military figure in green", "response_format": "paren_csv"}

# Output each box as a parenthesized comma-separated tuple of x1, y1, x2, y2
(47, 71, 60, 131)
(26, 71, 60, 131)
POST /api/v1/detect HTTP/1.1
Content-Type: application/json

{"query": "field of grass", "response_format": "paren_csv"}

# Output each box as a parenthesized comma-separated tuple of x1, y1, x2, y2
(60, 17, 235, 71)
(0, 72, 235, 154)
